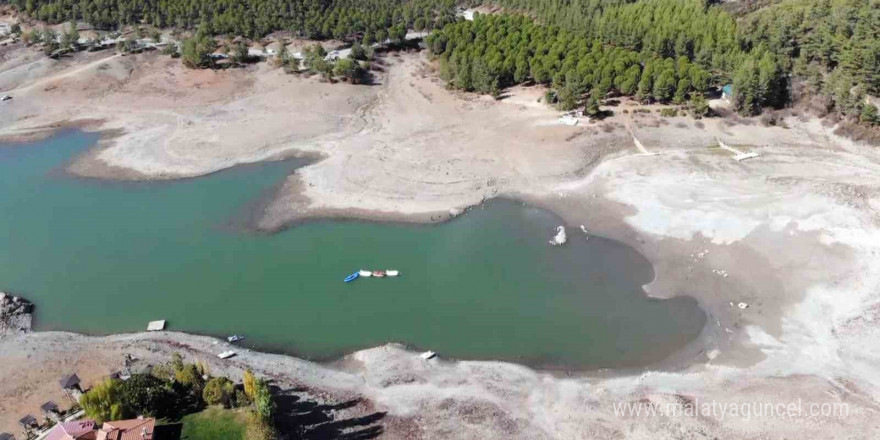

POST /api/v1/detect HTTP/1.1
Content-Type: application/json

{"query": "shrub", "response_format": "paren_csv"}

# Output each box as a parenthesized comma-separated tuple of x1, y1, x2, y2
(203, 377, 236, 408)
(80, 379, 125, 423)
(688, 93, 710, 118)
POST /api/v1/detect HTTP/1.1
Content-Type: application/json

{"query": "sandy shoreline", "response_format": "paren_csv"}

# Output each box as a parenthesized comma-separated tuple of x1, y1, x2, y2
(1, 43, 879, 438)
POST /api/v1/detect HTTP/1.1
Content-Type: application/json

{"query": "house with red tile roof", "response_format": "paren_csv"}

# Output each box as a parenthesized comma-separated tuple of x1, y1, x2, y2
(96, 418, 155, 440)
(43, 420, 97, 440)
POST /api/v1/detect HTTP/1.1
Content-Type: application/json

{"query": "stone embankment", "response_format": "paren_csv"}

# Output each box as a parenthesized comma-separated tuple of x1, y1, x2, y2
(0, 291, 33, 337)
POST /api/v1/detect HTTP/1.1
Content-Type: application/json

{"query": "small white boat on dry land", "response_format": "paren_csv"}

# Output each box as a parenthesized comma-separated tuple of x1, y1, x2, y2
(217, 350, 236, 359)
(359, 270, 372, 277)
(420, 351, 437, 360)
(1, 95, 11, 101)
(386, 270, 399, 277)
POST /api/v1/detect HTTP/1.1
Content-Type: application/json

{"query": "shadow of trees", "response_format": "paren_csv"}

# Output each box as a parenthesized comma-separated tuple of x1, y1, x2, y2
(154, 423, 182, 440)
(272, 387, 385, 440)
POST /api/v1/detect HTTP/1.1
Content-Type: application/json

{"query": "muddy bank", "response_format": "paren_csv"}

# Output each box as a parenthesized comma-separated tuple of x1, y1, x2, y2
(2, 330, 877, 439)
(0, 291, 32, 337)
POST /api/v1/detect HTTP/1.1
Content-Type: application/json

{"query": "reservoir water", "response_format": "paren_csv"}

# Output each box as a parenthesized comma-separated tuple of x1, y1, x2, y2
(0, 131, 706, 369)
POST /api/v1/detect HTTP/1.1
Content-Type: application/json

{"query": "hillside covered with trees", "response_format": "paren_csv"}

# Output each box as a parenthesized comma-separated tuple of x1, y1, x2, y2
(429, 0, 877, 122)
(7, 0, 459, 40)
(5, 0, 877, 123)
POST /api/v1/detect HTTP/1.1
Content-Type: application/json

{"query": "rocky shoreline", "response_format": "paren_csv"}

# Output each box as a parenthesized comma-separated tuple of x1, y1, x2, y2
(0, 291, 33, 337)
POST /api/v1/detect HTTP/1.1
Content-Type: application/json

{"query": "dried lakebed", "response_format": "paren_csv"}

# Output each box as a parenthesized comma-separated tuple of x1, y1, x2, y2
(0, 131, 706, 369)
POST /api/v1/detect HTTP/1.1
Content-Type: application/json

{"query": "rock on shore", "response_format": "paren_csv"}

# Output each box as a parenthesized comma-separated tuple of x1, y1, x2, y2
(0, 291, 33, 337)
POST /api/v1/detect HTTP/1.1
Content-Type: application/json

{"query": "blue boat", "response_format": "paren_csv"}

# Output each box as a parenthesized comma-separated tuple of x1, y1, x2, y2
(344, 272, 359, 283)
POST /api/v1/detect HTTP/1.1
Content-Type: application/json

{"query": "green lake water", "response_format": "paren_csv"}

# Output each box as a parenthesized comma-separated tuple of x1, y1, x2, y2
(0, 131, 706, 369)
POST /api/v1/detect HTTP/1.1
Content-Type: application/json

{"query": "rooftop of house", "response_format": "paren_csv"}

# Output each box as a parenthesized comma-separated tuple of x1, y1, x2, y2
(44, 420, 97, 440)
(0, 433, 15, 440)
(17, 415, 36, 427)
(59, 374, 81, 389)
(41, 401, 60, 413)
(98, 418, 155, 440)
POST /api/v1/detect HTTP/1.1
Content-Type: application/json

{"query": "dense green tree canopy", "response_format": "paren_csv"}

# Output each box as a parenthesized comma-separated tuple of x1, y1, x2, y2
(5, 0, 877, 122)
(427, 0, 876, 121)
(9, 0, 459, 40)
(427, 14, 715, 108)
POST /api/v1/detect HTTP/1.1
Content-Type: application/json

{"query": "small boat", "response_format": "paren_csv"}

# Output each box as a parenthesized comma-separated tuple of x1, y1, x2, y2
(359, 270, 372, 277)
(344, 272, 359, 283)
(372, 270, 386, 278)
(217, 351, 236, 359)
(386, 270, 399, 277)
(227, 335, 245, 343)
(420, 351, 437, 360)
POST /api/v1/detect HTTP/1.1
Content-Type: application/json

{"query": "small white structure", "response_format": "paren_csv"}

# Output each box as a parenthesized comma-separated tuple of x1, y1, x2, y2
(558, 114, 578, 126)
(732, 152, 759, 161)
(459, 9, 476, 21)
(420, 351, 437, 360)
(717, 139, 759, 161)
(146, 320, 165, 331)
(217, 350, 236, 359)
(549, 226, 567, 245)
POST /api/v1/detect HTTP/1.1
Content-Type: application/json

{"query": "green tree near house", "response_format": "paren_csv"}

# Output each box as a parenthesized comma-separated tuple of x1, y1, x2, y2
(333, 58, 365, 83)
(733, 58, 761, 116)
(80, 379, 125, 423)
(653, 70, 676, 103)
(181, 26, 216, 69)
(350, 42, 366, 60)
(203, 377, 236, 408)
(585, 88, 602, 117)
(861, 103, 879, 126)
(60, 22, 79, 50)
(688, 93, 710, 118)
(231, 41, 249, 64)
(119, 374, 173, 418)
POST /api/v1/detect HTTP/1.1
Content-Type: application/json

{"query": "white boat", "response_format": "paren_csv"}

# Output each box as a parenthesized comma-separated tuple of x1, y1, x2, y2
(549, 226, 567, 245)
(420, 351, 437, 360)
(359, 270, 372, 277)
(217, 350, 236, 359)
(386, 270, 399, 277)
(227, 335, 245, 343)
